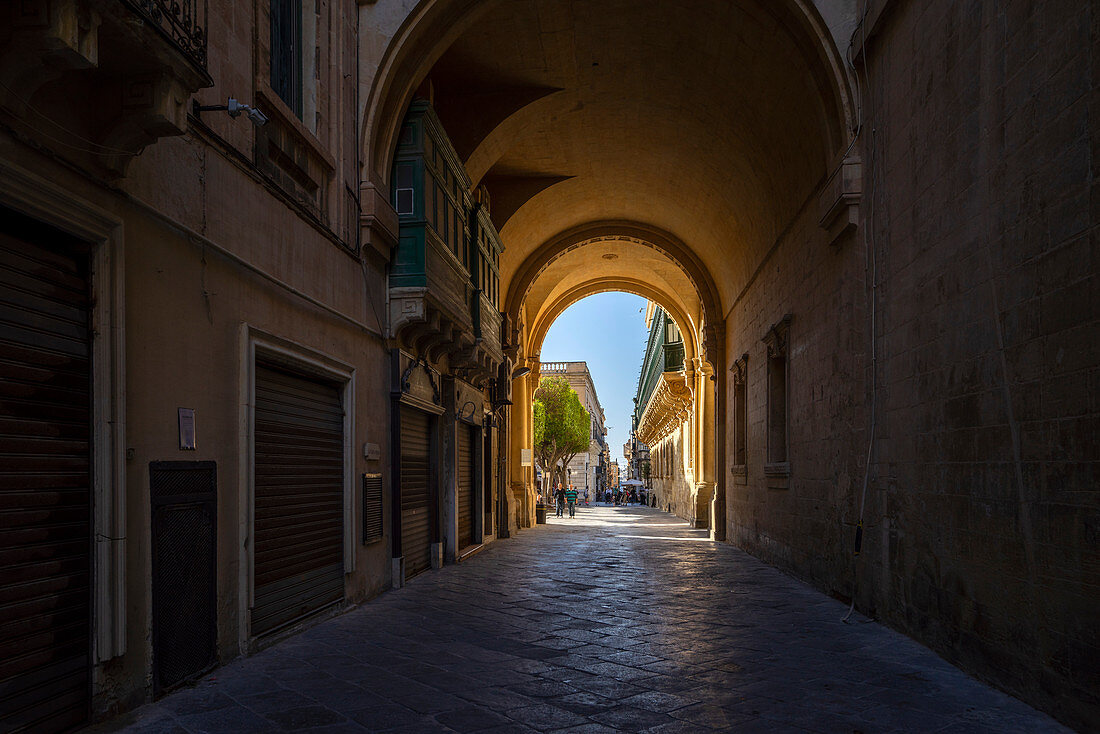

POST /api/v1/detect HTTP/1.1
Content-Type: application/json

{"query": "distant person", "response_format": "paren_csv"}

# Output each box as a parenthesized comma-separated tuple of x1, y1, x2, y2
(554, 483, 566, 517)
(583, 489, 589, 506)
(565, 485, 579, 518)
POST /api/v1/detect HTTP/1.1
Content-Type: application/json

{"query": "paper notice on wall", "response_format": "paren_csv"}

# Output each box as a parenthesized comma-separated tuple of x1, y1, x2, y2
(520, 448, 532, 466)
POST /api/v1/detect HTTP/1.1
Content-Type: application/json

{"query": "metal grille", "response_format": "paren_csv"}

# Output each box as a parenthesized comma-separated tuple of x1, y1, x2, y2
(457, 424, 474, 550)
(362, 473, 383, 544)
(150, 462, 217, 695)
(120, 0, 209, 69)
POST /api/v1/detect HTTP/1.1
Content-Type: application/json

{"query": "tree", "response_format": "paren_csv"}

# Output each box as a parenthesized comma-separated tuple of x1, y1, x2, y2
(532, 376, 590, 489)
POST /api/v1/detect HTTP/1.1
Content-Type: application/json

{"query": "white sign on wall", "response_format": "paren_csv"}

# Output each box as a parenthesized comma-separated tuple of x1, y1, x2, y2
(520, 448, 533, 466)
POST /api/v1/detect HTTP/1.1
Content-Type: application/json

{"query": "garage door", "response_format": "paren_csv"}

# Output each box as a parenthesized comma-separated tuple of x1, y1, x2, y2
(456, 424, 475, 550)
(400, 406, 433, 578)
(0, 223, 91, 733)
(253, 364, 344, 636)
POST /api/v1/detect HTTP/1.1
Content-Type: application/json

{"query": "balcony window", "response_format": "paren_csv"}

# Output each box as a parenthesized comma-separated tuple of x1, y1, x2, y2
(270, 0, 303, 117)
(394, 163, 414, 215)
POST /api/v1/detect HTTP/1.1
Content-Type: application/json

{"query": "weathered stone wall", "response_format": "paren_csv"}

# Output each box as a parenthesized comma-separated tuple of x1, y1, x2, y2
(863, 2, 1098, 726)
(724, 194, 866, 589)
(0, 0, 397, 717)
(651, 424, 706, 526)
(726, 1, 1099, 728)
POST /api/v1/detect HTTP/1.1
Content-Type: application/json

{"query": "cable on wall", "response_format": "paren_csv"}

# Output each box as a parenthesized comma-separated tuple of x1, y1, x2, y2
(842, 0, 880, 625)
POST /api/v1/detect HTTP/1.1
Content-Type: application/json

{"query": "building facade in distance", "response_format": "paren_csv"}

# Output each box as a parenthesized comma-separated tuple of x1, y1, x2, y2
(539, 362, 607, 496)
(633, 302, 708, 523)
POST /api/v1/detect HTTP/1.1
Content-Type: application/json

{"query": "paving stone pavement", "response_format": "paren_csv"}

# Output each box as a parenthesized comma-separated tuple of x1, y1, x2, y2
(88, 505, 1073, 734)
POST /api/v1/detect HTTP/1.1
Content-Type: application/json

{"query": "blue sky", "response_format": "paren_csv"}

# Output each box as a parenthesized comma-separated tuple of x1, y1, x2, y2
(539, 292, 649, 463)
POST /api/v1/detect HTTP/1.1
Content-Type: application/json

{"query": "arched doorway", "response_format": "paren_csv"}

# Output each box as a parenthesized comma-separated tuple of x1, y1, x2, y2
(364, 0, 859, 547)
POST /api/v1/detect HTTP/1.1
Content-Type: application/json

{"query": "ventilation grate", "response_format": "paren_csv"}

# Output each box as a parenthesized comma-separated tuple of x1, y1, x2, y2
(363, 473, 384, 543)
(150, 461, 217, 694)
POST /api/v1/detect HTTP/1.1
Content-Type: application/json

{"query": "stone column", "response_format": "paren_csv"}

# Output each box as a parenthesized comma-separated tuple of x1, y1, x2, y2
(697, 361, 720, 539)
(708, 357, 726, 541)
(524, 361, 540, 526)
(508, 360, 530, 530)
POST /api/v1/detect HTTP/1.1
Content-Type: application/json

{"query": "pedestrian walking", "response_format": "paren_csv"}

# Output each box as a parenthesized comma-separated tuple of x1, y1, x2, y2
(565, 485, 579, 518)
(554, 483, 566, 517)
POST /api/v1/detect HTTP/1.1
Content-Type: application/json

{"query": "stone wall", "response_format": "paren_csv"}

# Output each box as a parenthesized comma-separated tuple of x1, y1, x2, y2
(725, 1, 1099, 728)
(651, 424, 707, 526)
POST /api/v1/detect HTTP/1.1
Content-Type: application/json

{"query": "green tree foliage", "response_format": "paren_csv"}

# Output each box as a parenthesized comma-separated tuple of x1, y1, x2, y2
(532, 376, 590, 488)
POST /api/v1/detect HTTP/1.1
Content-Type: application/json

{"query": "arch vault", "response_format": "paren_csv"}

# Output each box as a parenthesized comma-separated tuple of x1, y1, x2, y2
(360, 0, 862, 535)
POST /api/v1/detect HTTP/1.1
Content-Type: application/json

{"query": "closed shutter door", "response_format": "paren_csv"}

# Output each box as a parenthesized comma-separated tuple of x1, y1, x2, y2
(253, 365, 344, 636)
(400, 406, 432, 577)
(456, 424, 474, 550)
(0, 228, 90, 733)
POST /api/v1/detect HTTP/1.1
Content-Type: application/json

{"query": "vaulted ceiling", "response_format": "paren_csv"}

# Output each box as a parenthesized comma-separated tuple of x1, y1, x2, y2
(422, 0, 848, 314)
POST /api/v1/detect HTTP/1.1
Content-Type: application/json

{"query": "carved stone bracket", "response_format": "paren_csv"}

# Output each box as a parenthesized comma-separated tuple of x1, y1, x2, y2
(0, 0, 213, 177)
(762, 315, 792, 359)
(400, 355, 441, 404)
(390, 286, 502, 388)
(0, 1, 101, 114)
(99, 73, 193, 175)
(359, 179, 399, 263)
(636, 372, 694, 446)
(730, 352, 749, 384)
(819, 156, 861, 246)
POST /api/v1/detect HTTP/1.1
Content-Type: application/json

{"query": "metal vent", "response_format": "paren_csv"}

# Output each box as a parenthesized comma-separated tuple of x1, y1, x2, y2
(150, 461, 217, 695)
(363, 473, 384, 543)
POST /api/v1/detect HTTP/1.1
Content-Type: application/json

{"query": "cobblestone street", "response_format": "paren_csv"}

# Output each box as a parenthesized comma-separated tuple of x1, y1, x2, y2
(92, 506, 1070, 734)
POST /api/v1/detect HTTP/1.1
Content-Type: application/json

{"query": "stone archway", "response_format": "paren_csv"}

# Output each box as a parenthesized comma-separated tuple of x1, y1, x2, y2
(360, 0, 857, 192)
(504, 222, 727, 535)
(361, 0, 861, 540)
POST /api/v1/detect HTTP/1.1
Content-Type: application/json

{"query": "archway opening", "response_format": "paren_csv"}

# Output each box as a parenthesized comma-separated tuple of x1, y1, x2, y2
(370, 0, 856, 544)
(524, 291, 716, 526)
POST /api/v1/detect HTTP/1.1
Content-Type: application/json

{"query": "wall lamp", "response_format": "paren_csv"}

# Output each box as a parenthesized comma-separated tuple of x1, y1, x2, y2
(512, 366, 532, 379)
(456, 401, 477, 421)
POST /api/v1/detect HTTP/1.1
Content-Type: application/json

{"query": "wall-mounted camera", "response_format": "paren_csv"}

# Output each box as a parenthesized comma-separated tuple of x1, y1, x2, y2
(193, 97, 268, 127)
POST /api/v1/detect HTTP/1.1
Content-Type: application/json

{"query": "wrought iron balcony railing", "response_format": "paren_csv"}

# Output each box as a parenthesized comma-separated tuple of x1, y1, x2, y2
(121, 0, 208, 69)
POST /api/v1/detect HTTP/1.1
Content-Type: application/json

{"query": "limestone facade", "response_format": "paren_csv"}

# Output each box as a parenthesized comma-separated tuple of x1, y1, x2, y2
(539, 361, 607, 496)
(0, 0, 1096, 730)
(633, 304, 711, 525)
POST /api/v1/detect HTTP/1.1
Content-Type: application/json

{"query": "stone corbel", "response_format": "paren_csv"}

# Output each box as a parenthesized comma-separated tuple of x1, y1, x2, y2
(99, 72, 191, 177)
(730, 353, 749, 384)
(701, 324, 720, 367)
(360, 179, 398, 263)
(389, 288, 428, 344)
(762, 315, 792, 359)
(0, 1, 101, 115)
(400, 356, 441, 404)
(819, 156, 861, 246)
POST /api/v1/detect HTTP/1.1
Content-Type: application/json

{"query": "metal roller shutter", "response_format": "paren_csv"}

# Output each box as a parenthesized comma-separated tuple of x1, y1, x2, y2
(456, 424, 474, 550)
(0, 226, 91, 734)
(400, 406, 432, 578)
(253, 365, 344, 636)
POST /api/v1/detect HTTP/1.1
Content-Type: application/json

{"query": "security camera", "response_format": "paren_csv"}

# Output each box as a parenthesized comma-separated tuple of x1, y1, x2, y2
(246, 106, 268, 126)
(226, 97, 268, 127)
